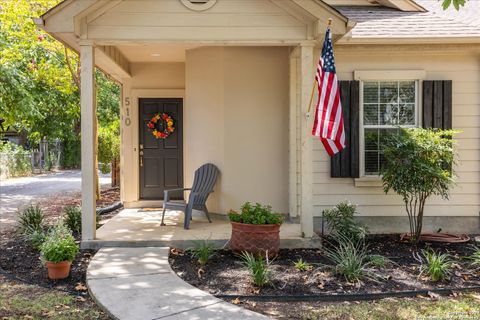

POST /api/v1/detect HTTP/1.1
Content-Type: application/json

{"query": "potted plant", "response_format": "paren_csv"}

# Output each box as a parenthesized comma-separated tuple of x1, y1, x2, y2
(40, 222, 79, 280)
(228, 202, 283, 257)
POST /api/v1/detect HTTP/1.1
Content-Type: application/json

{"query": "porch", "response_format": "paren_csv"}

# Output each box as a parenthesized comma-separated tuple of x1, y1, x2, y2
(82, 209, 313, 250)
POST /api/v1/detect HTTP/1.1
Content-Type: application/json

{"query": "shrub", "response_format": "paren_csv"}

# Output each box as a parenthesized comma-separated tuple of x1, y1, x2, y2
(17, 205, 44, 234)
(228, 202, 283, 225)
(240, 251, 271, 287)
(294, 258, 311, 272)
(40, 222, 79, 263)
(323, 235, 370, 282)
(0, 142, 31, 179)
(64, 206, 82, 234)
(382, 128, 457, 243)
(323, 201, 368, 242)
(420, 250, 452, 282)
(188, 240, 216, 266)
(99, 162, 111, 174)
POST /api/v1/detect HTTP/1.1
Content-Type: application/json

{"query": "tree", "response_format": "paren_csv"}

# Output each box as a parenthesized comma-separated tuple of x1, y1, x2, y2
(381, 128, 457, 243)
(441, 0, 467, 10)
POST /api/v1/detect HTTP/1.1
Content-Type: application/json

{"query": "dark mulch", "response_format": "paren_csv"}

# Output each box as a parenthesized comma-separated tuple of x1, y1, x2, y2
(169, 235, 480, 297)
(0, 187, 121, 294)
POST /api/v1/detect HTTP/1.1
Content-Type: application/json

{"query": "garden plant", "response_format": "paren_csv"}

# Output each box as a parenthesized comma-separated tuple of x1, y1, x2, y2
(188, 240, 216, 266)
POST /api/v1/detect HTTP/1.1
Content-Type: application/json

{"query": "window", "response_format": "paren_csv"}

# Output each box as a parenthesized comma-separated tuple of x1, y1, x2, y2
(361, 80, 418, 176)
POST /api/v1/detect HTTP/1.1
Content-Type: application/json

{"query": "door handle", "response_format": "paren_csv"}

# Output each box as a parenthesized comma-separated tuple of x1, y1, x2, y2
(139, 151, 144, 167)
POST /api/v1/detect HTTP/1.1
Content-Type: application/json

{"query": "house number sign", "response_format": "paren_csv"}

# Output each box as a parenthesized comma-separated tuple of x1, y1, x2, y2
(124, 97, 131, 126)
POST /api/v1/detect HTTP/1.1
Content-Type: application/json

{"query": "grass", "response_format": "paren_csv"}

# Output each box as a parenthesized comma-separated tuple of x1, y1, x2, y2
(301, 293, 480, 320)
(0, 276, 108, 320)
(240, 251, 271, 287)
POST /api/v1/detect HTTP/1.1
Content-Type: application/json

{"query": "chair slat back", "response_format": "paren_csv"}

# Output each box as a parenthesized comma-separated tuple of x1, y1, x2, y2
(191, 163, 219, 205)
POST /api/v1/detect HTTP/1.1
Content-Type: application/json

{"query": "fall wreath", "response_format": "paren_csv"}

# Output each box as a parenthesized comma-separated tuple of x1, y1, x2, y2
(147, 113, 174, 139)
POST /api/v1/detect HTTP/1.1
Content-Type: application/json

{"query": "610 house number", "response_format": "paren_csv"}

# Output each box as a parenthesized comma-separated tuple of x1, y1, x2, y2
(124, 97, 131, 126)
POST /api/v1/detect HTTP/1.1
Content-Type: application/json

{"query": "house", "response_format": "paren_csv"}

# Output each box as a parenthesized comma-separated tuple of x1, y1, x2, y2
(36, 0, 480, 244)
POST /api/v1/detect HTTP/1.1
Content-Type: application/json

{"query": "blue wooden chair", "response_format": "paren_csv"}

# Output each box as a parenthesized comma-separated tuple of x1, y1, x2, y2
(161, 163, 219, 229)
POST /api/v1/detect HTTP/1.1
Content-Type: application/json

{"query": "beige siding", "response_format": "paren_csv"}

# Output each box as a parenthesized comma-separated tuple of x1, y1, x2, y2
(86, 0, 309, 42)
(311, 48, 480, 217)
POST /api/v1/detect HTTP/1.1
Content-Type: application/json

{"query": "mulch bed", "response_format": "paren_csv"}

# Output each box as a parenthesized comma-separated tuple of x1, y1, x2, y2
(0, 187, 120, 294)
(170, 235, 480, 297)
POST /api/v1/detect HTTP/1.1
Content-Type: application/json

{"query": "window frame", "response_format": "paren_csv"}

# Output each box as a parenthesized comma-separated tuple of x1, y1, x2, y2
(355, 70, 425, 178)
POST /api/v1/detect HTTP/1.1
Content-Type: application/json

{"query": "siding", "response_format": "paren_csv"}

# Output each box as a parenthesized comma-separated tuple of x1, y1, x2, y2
(311, 48, 480, 217)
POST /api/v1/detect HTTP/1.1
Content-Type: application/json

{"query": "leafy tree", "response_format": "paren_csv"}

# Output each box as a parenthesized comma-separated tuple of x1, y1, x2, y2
(381, 128, 457, 243)
(441, 0, 467, 10)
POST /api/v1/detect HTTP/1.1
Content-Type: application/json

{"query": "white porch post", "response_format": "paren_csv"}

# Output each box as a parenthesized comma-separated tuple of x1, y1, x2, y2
(80, 44, 97, 241)
(298, 44, 314, 238)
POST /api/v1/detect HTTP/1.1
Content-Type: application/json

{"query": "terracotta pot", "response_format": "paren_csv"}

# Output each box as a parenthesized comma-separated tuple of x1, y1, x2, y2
(229, 222, 281, 258)
(46, 261, 72, 280)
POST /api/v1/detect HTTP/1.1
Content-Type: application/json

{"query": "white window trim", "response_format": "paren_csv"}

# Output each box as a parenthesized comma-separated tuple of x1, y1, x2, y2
(354, 70, 426, 186)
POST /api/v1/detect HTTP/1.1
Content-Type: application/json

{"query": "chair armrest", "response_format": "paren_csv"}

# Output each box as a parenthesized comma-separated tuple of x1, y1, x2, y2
(164, 188, 191, 203)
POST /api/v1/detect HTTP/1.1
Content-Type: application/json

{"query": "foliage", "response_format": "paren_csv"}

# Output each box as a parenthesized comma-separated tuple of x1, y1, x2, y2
(419, 250, 452, 282)
(17, 205, 44, 234)
(323, 201, 368, 242)
(187, 240, 216, 266)
(0, 0, 120, 155)
(240, 251, 272, 287)
(23, 227, 46, 251)
(381, 128, 457, 243)
(294, 258, 312, 272)
(40, 222, 79, 263)
(468, 245, 480, 269)
(64, 206, 82, 234)
(60, 135, 81, 168)
(0, 142, 31, 178)
(368, 254, 388, 268)
(228, 202, 283, 225)
(323, 235, 371, 282)
(442, 0, 466, 10)
(98, 119, 120, 165)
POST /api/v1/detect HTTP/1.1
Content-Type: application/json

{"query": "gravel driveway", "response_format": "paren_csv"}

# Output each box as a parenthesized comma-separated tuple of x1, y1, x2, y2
(0, 170, 111, 231)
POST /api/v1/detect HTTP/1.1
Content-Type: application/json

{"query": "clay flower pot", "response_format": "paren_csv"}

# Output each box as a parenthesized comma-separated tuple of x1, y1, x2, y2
(46, 261, 72, 280)
(230, 222, 280, 258)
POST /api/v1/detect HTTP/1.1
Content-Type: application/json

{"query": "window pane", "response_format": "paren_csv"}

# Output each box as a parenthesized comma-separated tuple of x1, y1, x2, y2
(365, 151, 379, 175)
(379, 152, 386, 172)
(363, 82, 378, 103)
(364, 104, 378, 125)
(399, 103, 415, 125)
(379, 103, 398, 125)
(380, 82, 398, 104)
(399, 81, 415, 104)
(364, 129, 378, 151)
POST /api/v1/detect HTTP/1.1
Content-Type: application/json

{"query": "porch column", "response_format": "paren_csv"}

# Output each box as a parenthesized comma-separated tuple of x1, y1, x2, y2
(80, 44, 97, 241)
(298, 44, 315, 238)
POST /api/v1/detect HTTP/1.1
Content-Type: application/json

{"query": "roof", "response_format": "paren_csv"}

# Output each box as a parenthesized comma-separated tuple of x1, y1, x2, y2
(336, 0, 480, 43)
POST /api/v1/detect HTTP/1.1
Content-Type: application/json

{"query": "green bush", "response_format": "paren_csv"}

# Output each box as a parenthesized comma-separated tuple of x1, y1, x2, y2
(228, 202, 283, 225)
(294, 258, 311, 272)
(61, 136, 81, 168)
(0, 142, 31, 179)
(40, 222, 79, 263)
(17, 205, 44, 234)
(240, 251, 271, 287)
(187, 240, 216, 266)
(368, 254, 389, 268)
(420, 250, 452, 282)
(323, 201, 368, 242)
(99, 162, 111, 174)
(382, 128, 457, 243)
(323, 235, 371, 282)
(24, 227, 46, 251)
(469, 245, 480, 269)
(64, 206, 82, 234)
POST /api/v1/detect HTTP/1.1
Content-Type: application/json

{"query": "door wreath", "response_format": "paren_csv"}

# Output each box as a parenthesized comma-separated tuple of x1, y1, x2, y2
(147, 113, 175, 139)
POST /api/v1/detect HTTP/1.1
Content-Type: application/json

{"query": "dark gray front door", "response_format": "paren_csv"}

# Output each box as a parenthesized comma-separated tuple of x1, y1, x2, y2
(139, 98, 183, 200)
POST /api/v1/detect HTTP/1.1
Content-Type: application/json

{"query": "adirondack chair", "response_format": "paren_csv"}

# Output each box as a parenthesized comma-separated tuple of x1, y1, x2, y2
(161, 163, 219, 229)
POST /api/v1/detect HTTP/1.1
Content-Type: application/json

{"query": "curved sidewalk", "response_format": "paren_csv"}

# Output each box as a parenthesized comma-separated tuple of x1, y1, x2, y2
(87, 247, 268, 320)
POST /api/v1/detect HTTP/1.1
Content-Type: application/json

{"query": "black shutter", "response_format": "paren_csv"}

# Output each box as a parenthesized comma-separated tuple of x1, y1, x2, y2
(331, 80, 360, 178)
(422, 80, 452, 129)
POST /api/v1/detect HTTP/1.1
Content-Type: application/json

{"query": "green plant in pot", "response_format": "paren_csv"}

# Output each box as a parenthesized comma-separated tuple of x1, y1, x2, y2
(40, 222, 79, 280)
(228, 202, 283, 258)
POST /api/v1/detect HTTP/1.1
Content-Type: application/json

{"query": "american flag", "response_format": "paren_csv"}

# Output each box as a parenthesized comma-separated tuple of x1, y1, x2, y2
(311, 27, 345, 156)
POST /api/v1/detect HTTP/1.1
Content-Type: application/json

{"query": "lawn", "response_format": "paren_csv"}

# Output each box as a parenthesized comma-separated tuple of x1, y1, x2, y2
(0, 275, 109, 320)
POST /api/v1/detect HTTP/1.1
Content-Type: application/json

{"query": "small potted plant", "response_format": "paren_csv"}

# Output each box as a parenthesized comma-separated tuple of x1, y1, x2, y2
(228, 202, 283, 257)
(40, 222, 79, 280)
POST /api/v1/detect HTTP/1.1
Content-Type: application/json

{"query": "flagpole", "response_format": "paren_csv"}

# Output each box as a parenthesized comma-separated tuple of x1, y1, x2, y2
(305, 18, 332, 120)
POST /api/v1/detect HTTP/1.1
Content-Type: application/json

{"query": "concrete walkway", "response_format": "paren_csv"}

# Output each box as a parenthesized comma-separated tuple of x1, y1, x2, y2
(87, 247, 269, 320)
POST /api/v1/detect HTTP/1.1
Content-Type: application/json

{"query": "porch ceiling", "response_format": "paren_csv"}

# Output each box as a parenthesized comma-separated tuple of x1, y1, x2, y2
(116, 44, 199, 63)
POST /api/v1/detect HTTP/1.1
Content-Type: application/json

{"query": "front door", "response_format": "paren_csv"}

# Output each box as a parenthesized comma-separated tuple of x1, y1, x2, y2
(139, 98, 183, 200)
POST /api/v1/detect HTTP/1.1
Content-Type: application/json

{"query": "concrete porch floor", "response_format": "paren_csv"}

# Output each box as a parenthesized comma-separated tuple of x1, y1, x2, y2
(82, 209, 319, 249)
